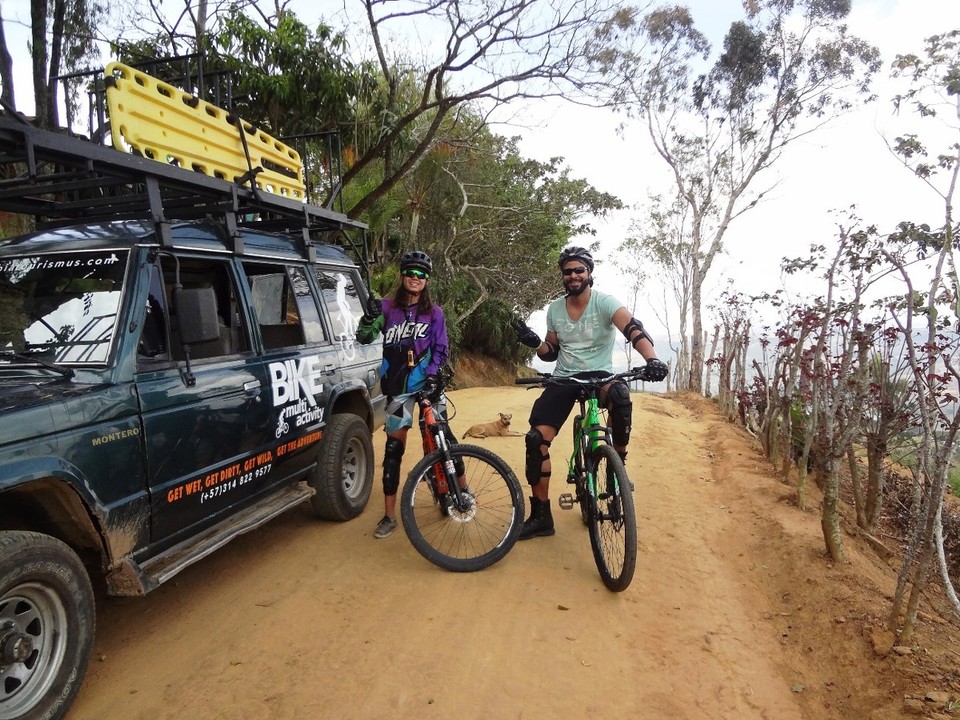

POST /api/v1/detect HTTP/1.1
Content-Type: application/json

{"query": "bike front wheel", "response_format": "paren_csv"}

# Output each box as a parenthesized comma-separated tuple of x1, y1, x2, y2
(401, 444, 524, 572)
(587, 444, 637, 592)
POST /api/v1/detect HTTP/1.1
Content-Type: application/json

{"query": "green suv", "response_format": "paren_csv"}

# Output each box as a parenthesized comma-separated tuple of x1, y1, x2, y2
(0, 111, 384, 719)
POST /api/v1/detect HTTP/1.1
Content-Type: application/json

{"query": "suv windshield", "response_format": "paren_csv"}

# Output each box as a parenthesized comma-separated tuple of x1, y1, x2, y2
(0, 251, 129, 364)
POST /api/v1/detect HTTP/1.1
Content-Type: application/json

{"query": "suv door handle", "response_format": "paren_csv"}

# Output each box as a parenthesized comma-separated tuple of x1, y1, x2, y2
(324, 364, 336, 376)
(243, 380, 262, 394)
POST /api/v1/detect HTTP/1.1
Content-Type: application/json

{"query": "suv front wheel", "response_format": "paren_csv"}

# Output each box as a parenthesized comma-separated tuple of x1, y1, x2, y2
(309, 413, 374, 521)
(0, 531, 95, 720)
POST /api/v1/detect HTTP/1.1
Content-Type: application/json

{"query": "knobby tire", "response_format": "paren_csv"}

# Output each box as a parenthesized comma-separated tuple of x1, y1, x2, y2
(401, 444, 524, 572)
(586, 444, 637, 592)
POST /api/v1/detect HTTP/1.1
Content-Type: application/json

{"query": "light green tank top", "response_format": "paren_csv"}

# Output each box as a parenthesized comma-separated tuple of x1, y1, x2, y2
(546, 289, 624, 376)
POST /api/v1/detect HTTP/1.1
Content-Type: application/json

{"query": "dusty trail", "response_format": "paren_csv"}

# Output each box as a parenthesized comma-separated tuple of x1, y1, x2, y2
(66, 388, 913, 719)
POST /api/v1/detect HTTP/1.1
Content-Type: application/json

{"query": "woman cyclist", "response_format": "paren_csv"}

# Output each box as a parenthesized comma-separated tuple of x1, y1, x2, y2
(357, 250, 449, 539)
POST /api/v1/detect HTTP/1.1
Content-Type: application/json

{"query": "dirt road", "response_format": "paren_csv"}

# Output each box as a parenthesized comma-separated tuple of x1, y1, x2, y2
(66, 388, 920, 719)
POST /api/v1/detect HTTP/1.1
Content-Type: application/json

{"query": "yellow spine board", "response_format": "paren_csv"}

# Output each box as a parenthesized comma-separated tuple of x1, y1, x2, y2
(104, 62, 304, 200)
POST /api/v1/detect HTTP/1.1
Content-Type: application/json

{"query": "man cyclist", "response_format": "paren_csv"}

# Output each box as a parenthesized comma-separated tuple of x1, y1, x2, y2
(513, 246, 668, 540)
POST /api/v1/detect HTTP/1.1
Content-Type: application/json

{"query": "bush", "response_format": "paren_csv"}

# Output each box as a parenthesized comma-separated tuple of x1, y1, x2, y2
(885, 470, 960, 583)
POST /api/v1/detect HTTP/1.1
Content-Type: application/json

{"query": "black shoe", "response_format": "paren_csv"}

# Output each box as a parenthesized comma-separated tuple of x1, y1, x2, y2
(518, 496, 555, 540)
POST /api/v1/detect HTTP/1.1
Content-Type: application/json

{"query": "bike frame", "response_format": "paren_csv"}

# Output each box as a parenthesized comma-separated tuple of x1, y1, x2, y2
(569, 392, 616, 507)
(416, 394, 468, 506)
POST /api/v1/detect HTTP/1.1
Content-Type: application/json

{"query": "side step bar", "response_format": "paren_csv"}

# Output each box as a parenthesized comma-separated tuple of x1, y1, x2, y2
(107, 483, 314, 596)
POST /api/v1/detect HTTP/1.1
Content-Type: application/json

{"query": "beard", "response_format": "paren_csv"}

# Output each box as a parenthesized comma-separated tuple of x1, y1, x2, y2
(564, 277, 589, 296)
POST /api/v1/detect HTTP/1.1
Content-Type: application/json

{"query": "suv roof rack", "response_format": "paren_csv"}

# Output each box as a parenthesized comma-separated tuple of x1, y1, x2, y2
(0, 63, 368, 265)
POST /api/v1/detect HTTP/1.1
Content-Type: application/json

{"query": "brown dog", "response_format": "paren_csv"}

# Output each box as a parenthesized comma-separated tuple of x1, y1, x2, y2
(462, 413, 523, 439)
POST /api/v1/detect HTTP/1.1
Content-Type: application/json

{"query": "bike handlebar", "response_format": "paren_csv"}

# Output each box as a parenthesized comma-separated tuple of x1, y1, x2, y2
(514, 367, 648, 387)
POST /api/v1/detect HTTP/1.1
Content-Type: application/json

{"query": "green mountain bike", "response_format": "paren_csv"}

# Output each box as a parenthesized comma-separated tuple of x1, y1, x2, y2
(516, 368, 649, 591)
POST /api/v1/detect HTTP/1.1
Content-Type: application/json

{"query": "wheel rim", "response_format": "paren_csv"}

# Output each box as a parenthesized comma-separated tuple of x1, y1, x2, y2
(402, 446, 522, 570)
(340, 434, 368, 502)
(0, 582, 69, 717)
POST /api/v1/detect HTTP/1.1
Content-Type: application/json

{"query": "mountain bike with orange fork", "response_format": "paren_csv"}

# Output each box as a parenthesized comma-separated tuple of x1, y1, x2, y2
(400, 377, 524, 572)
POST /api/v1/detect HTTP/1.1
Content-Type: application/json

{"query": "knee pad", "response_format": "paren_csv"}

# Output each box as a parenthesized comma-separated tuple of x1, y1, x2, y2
(382, 437, 405, 496)
(524, 428, 551, 486)
(607, 381, 633, 446)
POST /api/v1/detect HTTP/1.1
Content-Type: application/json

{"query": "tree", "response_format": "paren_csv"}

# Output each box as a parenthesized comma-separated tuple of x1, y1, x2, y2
(112, 1, 625, 260)
(883, 29, 960, 640)
(782, 225, 881, 562)
(620, 192, 692, 387)
(386, 123, 621, 332)
(341, 0, 639, 220)
(0, 5, 15, 110)
(594, 0, 880, 393)
(214, 11, 369, 139)
(856, 340, 916, 534)
(16, 0, 105, 128)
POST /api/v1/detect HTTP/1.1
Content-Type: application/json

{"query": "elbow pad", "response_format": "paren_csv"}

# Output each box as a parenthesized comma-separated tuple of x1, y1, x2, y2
(538, 341, 559, 362)
(621, 317, 653, 351)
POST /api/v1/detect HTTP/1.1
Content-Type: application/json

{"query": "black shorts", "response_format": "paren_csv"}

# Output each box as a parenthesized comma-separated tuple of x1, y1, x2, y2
(528, 371, 608, 431)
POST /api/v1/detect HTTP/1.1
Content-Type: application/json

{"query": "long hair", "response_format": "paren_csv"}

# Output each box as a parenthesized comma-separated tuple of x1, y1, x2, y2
(393, 283, 433, 314)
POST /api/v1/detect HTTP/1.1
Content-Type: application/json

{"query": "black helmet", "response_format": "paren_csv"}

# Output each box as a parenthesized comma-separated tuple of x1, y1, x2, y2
(400, 250, 432, 274)
(558, 246, 594, 272)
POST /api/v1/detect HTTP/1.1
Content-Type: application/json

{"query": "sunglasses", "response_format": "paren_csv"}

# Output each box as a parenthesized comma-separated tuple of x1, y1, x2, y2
(562, 266, 588, 276)
(402, 268, 429, 280)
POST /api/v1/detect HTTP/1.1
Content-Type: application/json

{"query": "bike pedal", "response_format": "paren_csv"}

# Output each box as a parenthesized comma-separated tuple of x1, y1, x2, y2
(558, 493, 575, 510)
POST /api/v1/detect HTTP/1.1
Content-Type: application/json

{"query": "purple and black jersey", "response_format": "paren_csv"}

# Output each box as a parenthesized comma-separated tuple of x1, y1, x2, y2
(358, 298, 449, 397)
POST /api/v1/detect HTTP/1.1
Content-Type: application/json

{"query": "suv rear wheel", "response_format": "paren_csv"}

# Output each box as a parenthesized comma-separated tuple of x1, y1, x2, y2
(309, 413, 374, 521)
(0, 531, 94, 720)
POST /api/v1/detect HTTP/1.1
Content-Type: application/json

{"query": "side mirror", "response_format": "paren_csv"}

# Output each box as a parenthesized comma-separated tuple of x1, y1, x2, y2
(174, 287, 220, 345)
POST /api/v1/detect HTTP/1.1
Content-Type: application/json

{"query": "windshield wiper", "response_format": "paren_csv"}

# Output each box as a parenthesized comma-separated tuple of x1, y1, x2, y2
(0, 351, 75, 378)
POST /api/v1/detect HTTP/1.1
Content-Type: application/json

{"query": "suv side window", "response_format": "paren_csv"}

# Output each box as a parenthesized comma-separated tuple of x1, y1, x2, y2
(138, 256, 249, 366)
(138, 263, 169, 360)
(243, 263, 326, 349)
(314, 267, 363, 351)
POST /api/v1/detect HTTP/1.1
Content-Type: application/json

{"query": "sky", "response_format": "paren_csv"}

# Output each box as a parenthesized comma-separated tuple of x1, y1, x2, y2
(504, 0, 960, 339)
(313, 0, 960, 339)
(2, 0, 959, 344)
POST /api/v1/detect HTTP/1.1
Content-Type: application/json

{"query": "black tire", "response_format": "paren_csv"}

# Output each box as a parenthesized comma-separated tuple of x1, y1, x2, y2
(309, 413, 374, 521)
(587, 445, 637, 592)
(401, 445, 524, 572)
(0, 531, 95, 720)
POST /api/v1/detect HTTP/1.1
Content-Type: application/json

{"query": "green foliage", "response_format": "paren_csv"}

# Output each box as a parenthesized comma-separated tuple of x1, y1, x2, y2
(215, 11, 373, 139)
(705, 21, 775, 111)
(890, 30, 960, 189)
(106, 3, 621, 364)
(458, 299, 531, 365)
(950, 466, 960, 496)
(368, 118, 620, 354)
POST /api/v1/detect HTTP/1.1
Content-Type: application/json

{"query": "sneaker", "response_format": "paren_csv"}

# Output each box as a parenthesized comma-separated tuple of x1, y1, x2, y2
(374, 515, 397, 539)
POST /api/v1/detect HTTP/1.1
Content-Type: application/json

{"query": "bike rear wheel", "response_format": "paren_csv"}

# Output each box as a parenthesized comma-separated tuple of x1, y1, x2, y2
(401, 445, 524, 572)
(587, 444, 637, 592)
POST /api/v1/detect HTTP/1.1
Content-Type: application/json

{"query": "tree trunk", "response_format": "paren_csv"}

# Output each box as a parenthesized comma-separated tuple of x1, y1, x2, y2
(900, 544, 934, 644)
(689, 276, 704, 394)
(46, 0, 67, 129)
(0, 8, 15, 110)
(864, 440, 886, 533)
(31, 0, 50, 127)
(820, 456, 847, 562)
(848, 445, 866, 529)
